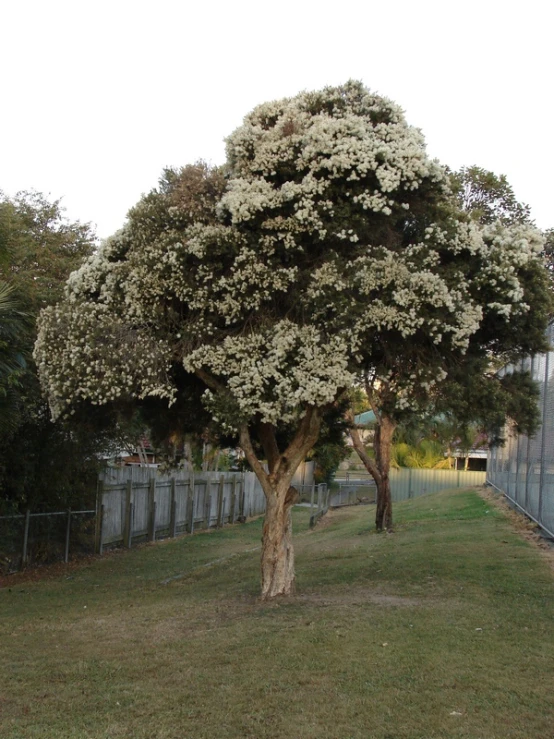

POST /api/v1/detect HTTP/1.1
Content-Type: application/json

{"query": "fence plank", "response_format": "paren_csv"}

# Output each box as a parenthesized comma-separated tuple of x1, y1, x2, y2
(238, 477, 245, 521)
(217, 476, 224, 528)
(124, 480, 133, 548)
(95, 480, 105, 552)
(148, 479, 156, 542)
(187, 479, 194, 534)
(230, 478, 237, 525)
(169, 478, 177, 538)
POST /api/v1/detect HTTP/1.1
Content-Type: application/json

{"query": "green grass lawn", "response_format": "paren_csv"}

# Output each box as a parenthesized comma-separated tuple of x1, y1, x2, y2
(1, 488, 554, 738)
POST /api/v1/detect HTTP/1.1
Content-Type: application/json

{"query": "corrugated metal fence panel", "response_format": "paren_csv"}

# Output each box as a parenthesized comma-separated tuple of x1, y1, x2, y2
(541, 326, 554, 534)
(390, 469, 486, 502)
(487, 321, 554, 539)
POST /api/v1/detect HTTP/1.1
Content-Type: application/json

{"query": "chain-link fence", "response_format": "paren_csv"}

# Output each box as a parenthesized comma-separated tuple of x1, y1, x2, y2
(295, 483, 330, 527)
(0, 509, 96, 574)
(488, 322, 554, 538)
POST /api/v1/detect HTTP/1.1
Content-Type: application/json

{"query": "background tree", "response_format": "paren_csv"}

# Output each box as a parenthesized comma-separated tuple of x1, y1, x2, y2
(542, 228, 554, 293)
(0, 191, 118, 512)
(450, 166, 533, 226)
(36, 83, 551, 597)
(0, 281, 28, 438)
(349, 165, 550, 528)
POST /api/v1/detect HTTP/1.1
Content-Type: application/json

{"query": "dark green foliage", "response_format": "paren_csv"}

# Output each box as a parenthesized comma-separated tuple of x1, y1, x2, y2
(437, 361, 541, 446)
(450, 166, 533, 226)
(438, 167, 553, 443)
(0, 191, 109, 512)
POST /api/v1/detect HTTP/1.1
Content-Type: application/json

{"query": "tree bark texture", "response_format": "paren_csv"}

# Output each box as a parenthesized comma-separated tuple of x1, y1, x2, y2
(260, 485, 298, 599)
(349, 412, 396, 532)
(373, 416, 395, 531)
(238, 408, 322, 599)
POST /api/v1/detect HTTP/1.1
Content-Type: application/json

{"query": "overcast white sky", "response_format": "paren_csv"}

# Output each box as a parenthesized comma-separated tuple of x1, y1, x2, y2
(2, 0, 552, 238)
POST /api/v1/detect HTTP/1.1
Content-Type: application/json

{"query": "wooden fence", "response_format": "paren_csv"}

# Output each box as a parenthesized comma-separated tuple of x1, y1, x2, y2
(96, 470, 266, 552)
(96, 463, 314, 551)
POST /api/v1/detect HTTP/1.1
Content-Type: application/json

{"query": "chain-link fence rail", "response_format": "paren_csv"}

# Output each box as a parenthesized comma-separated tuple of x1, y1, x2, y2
(0, 509, 96, 574)
(1, 468, 314, 570)
(488, 322, 554, 539)
(308, 484, 329, 528)
(329, 470, 485, 510)
(331, 480, 377, 507)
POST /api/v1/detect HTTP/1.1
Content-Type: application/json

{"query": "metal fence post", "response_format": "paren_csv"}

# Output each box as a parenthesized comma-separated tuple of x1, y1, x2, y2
(525, 355, 535, 512)
(539, 350, 550, 524)
(22, 509, 31, 565)
(64, 509, 72, 563)
(98, 504, 105, 555)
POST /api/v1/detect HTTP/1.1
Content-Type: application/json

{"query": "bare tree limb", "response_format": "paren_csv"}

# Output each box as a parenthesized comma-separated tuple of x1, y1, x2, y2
(257, 422, 281, 475)
(238, 424, 272, 498)
(364, 370, 382, 425)
(195, 367, 225, 392)
(346, 409, 382, 486)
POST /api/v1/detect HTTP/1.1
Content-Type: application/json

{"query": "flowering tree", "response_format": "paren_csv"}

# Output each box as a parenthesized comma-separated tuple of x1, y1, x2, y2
(349, 165, 551, 529)
(35, 82, 551, 596)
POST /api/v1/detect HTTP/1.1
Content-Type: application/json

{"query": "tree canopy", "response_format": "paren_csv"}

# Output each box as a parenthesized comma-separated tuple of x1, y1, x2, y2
(35, 81, 552, 594)
(0, 191, 117, 512)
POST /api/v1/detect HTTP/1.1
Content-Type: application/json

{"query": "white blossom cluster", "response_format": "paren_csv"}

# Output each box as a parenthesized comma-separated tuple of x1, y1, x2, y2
(221, 81, 446, 248)
(35, 300, 175, 420)
(474, 222, 544, 317)
(184, 322, 355, 424)
(34, 82, 547, 426)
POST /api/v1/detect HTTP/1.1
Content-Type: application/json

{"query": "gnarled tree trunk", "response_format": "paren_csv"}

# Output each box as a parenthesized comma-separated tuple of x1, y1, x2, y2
(239, 408, 322, 599)
(349, 412, 396, 532)
(260, 485, 298, 598)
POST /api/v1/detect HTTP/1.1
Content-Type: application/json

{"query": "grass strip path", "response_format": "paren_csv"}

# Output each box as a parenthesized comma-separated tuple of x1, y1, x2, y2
(1, 488, 554, 738)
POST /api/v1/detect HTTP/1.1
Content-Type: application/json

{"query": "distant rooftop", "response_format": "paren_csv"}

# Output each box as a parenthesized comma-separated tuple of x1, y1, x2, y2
(354, 410, 376, 426)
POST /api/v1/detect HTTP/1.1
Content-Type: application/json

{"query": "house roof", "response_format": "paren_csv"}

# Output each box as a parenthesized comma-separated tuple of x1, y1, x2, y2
(354, 410, 376, 426)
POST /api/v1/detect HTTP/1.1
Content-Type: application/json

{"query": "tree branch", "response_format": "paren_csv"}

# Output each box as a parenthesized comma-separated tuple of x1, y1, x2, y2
(276, 406, 322, 486)
(346, 409, 382, 486)
(364, 370, 382, 425)
(238, 424, 272, 498)
(257, 421, 281, 475)
(194, 367, 225, 393)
